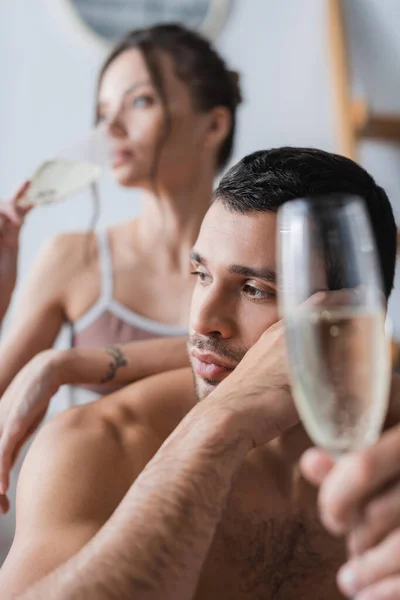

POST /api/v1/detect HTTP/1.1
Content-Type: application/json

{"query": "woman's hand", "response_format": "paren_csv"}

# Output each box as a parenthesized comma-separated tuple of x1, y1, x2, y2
(0, 181, 31, 278)
(0, 349, 63, 507)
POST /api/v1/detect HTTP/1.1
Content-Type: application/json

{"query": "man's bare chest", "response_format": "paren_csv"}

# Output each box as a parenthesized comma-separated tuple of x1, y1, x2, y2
(195, 465, 346, 600)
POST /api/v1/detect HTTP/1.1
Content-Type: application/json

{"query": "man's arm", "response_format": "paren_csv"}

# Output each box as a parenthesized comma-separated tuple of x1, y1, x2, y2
(19, 329, 298, 600)
(0, 368, 192, 596)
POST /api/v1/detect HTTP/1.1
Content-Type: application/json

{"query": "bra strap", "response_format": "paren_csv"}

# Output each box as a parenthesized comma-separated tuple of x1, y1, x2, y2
(96, 230, 114, 302)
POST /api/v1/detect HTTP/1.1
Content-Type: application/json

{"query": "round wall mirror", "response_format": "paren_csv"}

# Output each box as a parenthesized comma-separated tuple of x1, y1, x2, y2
(61, 0, 232, 49)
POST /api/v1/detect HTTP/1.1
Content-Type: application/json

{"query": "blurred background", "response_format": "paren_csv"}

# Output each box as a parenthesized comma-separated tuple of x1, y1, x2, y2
(0, 0, 400, 565)
(0, 0, 399, 375)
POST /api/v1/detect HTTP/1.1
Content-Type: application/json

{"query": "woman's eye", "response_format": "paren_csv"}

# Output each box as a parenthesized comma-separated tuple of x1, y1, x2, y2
(97, 114, 107, 124)
(132, 95, 153, 108)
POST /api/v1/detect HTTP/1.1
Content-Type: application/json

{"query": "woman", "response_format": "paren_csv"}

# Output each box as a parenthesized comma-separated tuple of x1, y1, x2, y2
(0, 24, 240, 516)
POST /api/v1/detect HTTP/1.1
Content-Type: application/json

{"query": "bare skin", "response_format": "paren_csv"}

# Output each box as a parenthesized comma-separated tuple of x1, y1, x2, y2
(0, 47, 230, 397)
(0, 47, 231, 503)
(0, 182, 31, 324)
(6, 372, 400, 599)
(0, 370, 346, 600)
(0, 204, 349, 599)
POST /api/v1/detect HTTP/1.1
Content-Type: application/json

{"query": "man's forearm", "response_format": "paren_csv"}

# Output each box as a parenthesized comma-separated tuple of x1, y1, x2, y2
(53, 336, 189, 389)
(20, 397, 251, 599)
(19, 384, 296, 600)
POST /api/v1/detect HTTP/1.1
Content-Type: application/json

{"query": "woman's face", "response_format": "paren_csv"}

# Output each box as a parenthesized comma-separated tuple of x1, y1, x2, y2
(98, 48, 216, 190)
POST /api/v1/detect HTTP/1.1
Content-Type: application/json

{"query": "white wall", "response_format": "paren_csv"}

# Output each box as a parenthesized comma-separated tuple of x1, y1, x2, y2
(1, 0, 399, 337)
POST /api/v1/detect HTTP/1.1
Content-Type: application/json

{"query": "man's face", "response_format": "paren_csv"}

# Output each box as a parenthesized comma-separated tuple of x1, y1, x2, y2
(188, 201, 280, 400)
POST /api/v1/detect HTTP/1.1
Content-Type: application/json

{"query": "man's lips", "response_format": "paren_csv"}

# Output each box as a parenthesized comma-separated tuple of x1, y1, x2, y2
(191, 349, 236, 381)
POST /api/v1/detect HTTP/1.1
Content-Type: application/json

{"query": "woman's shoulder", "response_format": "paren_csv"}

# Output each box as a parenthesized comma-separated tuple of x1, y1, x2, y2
(27, 232, 101, 302)
(44, 230, 95, 254)
(38, 231, 99, 270)
(36, 220, 140, 282)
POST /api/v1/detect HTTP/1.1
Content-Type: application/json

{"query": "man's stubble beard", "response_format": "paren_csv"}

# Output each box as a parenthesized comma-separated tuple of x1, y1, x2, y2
(189, 361, 220, 401)
(188, 333, 248, 402)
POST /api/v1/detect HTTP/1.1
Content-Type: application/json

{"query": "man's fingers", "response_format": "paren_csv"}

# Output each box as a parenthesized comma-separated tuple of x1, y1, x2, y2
(356, 577, 400, 600)
(300, 448, 334, 485)
(319, 427, 400, 534)
(347, 480, 400, 555)
(337, 532, 400, 597)
(338, 531, 400, 597)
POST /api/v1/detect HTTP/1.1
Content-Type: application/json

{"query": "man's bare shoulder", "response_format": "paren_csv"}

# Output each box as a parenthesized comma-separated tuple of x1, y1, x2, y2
(97, 367, 197, 444)
(18, 367, 195, 517)
(14, 367, 195, 532)
(16, 403, 144, 531)
(0, 369, 195, 594)
(0, 404, 144, 594)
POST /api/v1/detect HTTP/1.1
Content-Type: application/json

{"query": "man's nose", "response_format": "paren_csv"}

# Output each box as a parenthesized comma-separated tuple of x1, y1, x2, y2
(191, 286, 236, 339)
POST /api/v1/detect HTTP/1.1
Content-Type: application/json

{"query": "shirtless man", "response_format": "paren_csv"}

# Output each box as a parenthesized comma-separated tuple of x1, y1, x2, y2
(0, 147, 397, 599)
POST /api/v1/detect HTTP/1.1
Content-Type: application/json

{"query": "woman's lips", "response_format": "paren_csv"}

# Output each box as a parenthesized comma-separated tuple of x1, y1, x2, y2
(191, 350, 236, 381)
(112, 150, 133, 168)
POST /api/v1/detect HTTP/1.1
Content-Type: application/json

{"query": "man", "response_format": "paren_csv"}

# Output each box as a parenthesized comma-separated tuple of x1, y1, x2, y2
(0, 147, 397, 599)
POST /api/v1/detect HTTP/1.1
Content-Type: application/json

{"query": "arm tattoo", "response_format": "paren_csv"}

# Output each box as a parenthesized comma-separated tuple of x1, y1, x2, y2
(100, 345, 128, 383)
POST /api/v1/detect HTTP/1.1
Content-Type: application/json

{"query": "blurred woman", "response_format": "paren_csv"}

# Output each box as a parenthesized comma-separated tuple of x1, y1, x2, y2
(0, 24, 240, 519)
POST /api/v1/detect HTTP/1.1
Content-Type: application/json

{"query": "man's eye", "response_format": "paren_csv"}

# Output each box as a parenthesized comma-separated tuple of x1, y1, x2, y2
(243, 284, 272, 300)
(190, 271, 211, 284)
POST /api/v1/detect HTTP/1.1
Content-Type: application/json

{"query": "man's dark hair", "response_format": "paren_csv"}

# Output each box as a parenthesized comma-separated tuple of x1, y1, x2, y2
(215, 147, 397, 298)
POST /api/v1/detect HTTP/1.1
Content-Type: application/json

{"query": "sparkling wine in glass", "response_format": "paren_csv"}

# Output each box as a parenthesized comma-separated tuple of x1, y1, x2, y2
(278, 195, 390, 459)
(19, 125, 111, 208)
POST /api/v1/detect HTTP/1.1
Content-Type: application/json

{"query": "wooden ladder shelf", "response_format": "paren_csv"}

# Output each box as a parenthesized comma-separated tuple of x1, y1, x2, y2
(328, 0, 400, 367)
(328, 0, 400, 251)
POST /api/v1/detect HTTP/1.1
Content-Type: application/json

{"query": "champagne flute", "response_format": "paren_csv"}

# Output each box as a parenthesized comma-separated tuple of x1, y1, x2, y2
(20, 86, 138, 208)
(18, 124, 112, 208)
(277, 194, 390, 458)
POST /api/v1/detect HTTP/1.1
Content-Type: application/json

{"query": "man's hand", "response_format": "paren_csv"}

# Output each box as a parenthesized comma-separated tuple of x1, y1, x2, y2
(300, 389, 400, 599)
(207, 319, 298, 449)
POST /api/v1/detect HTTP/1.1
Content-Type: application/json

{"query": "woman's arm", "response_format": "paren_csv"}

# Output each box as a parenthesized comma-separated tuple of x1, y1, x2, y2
(44, 335, 189, 390)
(0, 337, 189, 498)
(0, 333, 189, 502)
(0, 234, 76, 501)
(0, 234, 71, 396)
